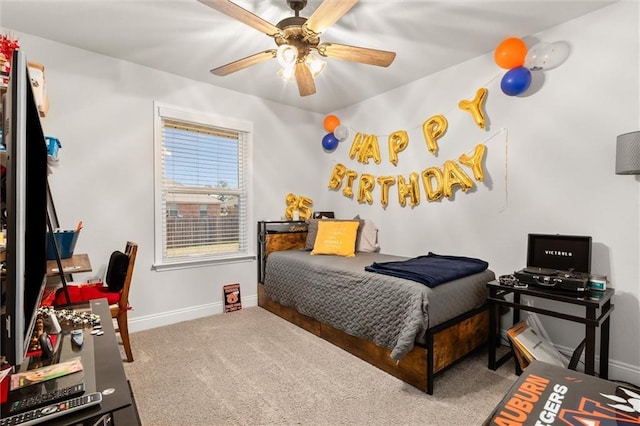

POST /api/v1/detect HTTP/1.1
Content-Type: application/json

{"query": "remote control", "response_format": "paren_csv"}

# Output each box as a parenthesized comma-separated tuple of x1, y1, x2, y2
(0, 392, 102, 426)
(38, 333, 54, 358)
(70, 329, 83, 348)
(7, 383, 86, 415)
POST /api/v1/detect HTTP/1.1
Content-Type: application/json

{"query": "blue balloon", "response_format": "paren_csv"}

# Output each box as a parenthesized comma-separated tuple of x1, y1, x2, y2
(322, 133, 339, 152)
(500, 66, 532, 96)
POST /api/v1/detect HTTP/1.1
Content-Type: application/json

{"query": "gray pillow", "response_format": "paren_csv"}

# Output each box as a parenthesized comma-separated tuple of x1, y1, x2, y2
(302, 218, 321, 251)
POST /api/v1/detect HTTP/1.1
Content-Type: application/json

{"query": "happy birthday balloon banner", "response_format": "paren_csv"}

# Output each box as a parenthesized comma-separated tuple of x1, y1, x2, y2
(320, 85, 490, 207)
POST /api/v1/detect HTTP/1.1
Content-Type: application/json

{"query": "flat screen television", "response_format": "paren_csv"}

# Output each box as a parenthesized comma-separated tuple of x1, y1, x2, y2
(1, 49, 49, 369)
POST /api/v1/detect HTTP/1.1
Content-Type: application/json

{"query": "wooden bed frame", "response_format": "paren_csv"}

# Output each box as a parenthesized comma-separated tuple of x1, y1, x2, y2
(257, 221, 490, 395)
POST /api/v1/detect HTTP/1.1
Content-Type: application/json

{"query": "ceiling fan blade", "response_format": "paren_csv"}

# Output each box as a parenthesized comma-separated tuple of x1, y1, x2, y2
(317, 43, 396, 67)
(210, 50, 277, 76)
(295, 62, 316, 97)
(304, 0, 358, 35)
(198, 0, 281, 36)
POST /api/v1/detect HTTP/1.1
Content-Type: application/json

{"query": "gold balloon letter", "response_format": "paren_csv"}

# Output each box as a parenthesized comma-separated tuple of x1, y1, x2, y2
(285, 193, 298, 220)
(328, 163, 346, 190)
(421, 167, 444, 202)
(297, 196, 313, 220)
(422, 115, 448, 155)
(361, 135, 381, 165)
(343, 169, 358, 198)
(458, 144, 486, 182)
(357, 174, 376, 205)
(397, 172, 420, 207)
(349, 133, 365, 160)
(388, 130, 409, 166)
(443, 160, 474, 198)
(349, 133, 381, 164)
(458, 88, 488, 130)
(377, 176, 395, 207)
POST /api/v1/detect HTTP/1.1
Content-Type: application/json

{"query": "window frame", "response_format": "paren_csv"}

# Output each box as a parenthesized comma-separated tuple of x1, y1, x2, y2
(152, 102, 254, 271)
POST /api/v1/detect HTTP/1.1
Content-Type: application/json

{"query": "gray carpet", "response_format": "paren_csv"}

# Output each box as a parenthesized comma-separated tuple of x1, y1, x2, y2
(123, 307, 517, 425)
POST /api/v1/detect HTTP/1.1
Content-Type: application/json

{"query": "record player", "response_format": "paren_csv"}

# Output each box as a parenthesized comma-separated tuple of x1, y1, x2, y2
(514, 234, 592, 294)
(515, 267, 590, 293)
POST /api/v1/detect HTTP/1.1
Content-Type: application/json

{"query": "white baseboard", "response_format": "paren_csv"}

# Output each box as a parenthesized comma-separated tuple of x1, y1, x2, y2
(499, 330, 640, 387)
(128, 295, 257, 333)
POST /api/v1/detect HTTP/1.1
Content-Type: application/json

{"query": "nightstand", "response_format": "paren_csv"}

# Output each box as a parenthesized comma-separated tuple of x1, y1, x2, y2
(486, 280, 614, 378)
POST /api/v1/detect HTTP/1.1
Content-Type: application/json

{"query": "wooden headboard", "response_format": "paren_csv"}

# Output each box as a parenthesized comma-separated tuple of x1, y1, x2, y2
(257, 221, 308, 284)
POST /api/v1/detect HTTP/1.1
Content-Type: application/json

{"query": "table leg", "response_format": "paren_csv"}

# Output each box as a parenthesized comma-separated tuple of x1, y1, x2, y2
(585, 306, 596, 375)
(488, 294, 498, 370)
(600, 301, 611, 379)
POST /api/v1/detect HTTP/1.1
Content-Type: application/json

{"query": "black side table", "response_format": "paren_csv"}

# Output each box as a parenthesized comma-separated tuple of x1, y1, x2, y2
(486, 280, 614, 379)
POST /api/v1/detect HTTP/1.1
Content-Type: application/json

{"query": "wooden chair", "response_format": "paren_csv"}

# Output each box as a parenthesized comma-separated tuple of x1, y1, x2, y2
(113, 241, 137, 362)
(52, 241, 138, 362)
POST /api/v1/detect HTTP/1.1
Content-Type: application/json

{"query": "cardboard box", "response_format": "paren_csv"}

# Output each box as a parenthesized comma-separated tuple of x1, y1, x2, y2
(484, 361, 640, 425)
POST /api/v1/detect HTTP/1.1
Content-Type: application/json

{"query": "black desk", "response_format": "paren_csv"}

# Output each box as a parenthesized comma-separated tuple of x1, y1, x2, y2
(3, 299, 140, 425)
(486, 280, 614, 379)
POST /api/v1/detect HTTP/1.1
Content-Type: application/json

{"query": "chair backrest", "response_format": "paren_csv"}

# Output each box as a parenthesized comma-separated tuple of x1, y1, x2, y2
(118, 241, 138, 308)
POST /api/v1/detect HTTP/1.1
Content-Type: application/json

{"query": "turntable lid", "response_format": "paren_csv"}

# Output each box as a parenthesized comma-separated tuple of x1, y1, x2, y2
(526, 234, 592, 273)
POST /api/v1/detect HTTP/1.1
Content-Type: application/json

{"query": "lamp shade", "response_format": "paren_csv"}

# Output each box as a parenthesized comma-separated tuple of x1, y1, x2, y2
(616, 131, 640, 174)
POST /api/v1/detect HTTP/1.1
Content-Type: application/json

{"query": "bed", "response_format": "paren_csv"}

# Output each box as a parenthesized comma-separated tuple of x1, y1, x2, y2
(257, 220, 495, 394)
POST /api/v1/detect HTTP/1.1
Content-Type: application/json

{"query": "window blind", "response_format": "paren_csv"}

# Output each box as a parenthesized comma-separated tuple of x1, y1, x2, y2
(157, 112, 249, 264)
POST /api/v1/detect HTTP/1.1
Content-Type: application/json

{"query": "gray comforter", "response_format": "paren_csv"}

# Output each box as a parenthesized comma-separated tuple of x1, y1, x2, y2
(264, 250, 495, 360)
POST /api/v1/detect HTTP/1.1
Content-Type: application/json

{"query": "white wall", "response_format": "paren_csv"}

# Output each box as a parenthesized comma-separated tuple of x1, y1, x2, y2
(320, 2, 640, 383)
(2, 1, 638, 384)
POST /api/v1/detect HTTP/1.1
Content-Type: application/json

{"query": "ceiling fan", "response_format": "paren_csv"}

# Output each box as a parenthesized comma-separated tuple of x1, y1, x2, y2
(198, 0, 396, 97)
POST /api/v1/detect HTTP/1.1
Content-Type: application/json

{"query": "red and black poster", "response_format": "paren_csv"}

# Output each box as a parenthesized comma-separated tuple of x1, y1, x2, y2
(484, 360, 640, 425)
(223, 283, 242, 313)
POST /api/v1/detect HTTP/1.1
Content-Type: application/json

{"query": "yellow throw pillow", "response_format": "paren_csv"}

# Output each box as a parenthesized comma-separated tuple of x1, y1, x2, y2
(311, 220, 360, 257)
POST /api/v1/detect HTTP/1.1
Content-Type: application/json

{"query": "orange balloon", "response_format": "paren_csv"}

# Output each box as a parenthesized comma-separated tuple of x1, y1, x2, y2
(323, 115, 340, 132)
(494, 37, 527, 69)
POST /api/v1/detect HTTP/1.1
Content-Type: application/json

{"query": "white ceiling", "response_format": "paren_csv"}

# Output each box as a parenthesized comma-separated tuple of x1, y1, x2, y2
(1, 0, 616, 114)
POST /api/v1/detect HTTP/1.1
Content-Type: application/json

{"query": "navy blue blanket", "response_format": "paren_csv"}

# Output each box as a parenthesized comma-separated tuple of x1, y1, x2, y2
(364, 252, 489, 288)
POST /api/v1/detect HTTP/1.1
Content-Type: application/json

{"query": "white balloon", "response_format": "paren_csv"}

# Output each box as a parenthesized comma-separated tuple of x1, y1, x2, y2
(524, 42, 552, 70)
(543, 41, 570, 70)
(524, 41, 570, 71)
(334, 125, 349, 142)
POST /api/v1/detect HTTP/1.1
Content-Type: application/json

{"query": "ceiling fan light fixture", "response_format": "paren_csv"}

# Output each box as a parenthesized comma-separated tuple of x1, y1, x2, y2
(305, 53, 326, 78)
(200, 0, 393, 97)
(278, 65, 296, 81)
(276, 44, 299, 67)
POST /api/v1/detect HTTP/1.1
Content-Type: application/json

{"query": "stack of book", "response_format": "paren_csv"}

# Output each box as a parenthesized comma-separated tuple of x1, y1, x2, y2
(507, 321, 569, 370)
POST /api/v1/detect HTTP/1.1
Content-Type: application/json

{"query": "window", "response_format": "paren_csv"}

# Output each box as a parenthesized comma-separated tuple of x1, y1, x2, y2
(153, 103, 253, 269)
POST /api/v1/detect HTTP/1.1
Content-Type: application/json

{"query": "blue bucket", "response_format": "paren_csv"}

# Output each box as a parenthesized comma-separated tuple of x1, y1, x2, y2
(46, 230, 80, 260)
